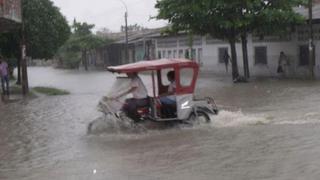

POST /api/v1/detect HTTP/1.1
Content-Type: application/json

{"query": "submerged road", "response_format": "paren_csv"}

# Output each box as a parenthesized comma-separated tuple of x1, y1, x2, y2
(1, 67, 320, 180)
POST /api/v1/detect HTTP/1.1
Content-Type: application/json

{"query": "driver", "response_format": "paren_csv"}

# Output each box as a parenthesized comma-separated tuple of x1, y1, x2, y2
(112, 72, 148, 120)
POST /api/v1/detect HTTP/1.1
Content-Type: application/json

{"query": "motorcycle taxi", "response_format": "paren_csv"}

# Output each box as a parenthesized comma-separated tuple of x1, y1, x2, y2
(99, 58, 218, 124)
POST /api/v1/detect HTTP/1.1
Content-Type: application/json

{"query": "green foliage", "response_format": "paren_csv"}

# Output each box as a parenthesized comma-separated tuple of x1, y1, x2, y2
(22, 0, 71, 59)
(0, 31, 20, 59)
(0, 32, 20, 69)
(56, 44, 82, 69)
(33, 86, 70, 96)
(72, 19, 95, 36)
(56, 20, 113, 69)
(155, 0, 306, 39)
(0, 0, 70, 69)
(155, 0, 307, 80)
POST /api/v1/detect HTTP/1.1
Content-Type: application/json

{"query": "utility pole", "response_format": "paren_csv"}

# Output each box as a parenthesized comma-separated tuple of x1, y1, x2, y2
(21, 5, 29, 95)
(119, 0, 128, 64)
(309, 0, 315, 78)
(125, 11, 128, 63)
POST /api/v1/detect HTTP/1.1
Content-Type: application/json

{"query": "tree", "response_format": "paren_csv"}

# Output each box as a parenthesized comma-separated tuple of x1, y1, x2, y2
(155, 0, 306, 81)
(72, 19, 95, 36)
(56, 20, 113, 70)
(22, 0, 71, 59)
(238, 0, 306, 79)
(0, 31, 20, 77)
(155, 0, 243, 80)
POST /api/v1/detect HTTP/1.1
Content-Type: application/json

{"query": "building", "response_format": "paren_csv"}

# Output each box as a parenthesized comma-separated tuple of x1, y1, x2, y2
(88, 28, 161, 69)
(154, 5, 320, 78)
(0, 0, 22, 32)
(93, 4, 320, 78)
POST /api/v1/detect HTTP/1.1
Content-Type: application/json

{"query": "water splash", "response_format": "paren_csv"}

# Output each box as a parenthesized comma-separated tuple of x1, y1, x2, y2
(275, 112, 320, 125)
(87, 114, 145, 134)
(210, 110, 270, 127)
(88, 110, 271, 135)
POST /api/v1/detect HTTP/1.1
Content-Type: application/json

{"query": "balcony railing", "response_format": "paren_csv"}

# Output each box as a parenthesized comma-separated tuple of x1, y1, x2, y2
(0, 0, 21, 23)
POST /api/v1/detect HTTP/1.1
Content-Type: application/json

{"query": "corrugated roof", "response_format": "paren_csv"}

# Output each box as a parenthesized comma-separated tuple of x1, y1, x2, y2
(107, 58, 198, 73)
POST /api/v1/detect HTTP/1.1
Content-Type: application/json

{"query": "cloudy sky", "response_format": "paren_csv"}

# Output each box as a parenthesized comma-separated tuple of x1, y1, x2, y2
(51, 0, 168, 32)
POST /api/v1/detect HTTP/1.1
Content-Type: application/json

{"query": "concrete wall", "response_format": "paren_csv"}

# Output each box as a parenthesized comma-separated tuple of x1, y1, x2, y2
(154, 24, 320, 78)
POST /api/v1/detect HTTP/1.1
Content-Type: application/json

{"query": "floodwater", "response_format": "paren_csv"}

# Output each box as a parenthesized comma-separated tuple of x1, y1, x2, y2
(1, 67, 320, 179)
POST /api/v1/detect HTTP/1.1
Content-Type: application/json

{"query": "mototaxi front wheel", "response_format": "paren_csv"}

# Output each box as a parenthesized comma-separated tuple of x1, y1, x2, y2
(187, 111, 211, 124)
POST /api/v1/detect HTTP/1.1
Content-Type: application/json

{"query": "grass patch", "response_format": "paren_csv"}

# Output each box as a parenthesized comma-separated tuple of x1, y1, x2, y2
(5, 84, 35, 97)
(33, 86, 70, 96)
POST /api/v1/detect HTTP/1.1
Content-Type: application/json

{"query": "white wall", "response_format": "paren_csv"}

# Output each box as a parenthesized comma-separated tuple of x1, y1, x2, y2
(154, 25, 320, 78)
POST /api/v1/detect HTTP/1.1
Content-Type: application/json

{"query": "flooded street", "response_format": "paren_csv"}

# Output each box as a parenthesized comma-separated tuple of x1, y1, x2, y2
(2, 67, 320, 179)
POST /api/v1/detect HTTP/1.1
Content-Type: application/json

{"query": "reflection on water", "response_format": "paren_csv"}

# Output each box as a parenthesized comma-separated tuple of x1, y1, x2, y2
(1, 67, 320, 179)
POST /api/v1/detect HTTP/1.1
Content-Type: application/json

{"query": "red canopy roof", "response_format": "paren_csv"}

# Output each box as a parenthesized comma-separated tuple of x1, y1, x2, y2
(107, 58, 199, 73)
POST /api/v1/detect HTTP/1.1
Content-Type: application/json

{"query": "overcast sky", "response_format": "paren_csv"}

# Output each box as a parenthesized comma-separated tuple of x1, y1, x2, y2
(51, 0, 168, 32)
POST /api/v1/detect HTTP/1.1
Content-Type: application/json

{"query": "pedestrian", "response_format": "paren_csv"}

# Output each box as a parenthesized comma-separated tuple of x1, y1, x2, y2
(277, 51, 289, 76)
(0, 57, 9, 96)
(223, 50, 230, 73)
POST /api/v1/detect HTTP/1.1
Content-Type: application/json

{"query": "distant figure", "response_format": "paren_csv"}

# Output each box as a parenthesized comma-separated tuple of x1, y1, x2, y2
(0, 57, 9, 96)
(223, 50, 230, 73)
(277, 51, 289, 76)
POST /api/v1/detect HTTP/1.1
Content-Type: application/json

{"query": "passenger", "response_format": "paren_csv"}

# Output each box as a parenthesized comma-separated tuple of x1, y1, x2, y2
(111, 72, 149, 121)
(160, 71, 176, 106)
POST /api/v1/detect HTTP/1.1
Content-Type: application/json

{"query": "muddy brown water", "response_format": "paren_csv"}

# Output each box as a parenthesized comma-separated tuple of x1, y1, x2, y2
(1, 67, 320, 180)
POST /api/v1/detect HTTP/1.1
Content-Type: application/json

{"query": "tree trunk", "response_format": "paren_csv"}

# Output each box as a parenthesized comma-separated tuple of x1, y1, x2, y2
(229, 38, 239, 81)
(241, 33, 250, 79)
(21, 46, 29, 95)
(83, 50, 88, 71)
(16, 57, 21, 85)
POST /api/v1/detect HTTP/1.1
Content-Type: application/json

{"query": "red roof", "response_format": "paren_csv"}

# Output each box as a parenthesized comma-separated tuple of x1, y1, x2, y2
(107, 59, 199, 73)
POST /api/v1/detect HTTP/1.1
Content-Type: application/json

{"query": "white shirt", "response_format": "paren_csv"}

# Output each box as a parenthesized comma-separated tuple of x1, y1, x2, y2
(131, 76, 148, 99)
(167, 81, 176, 101)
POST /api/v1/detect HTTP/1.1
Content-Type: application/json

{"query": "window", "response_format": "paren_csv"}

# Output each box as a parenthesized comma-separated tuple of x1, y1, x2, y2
(218, 47, 228, 63)
(197, 48, 203, 65)
(191, 49, 196, 60)
(179, 50, 184, 58)
(255, 46, 267, 65)
(299, 45, 309, 66)
(161, 68, 175, 86)
(173, 50, 177, 58)
(158, 51, 162, 58)
(185, 49, 190, 59)
(180, 68, 194, 87)
(162, 50, 166, 58)
(168, 50, 172, 58)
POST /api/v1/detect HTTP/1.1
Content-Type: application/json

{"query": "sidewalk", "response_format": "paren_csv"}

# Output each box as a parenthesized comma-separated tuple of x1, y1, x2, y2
(0, 80, 26, 105)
